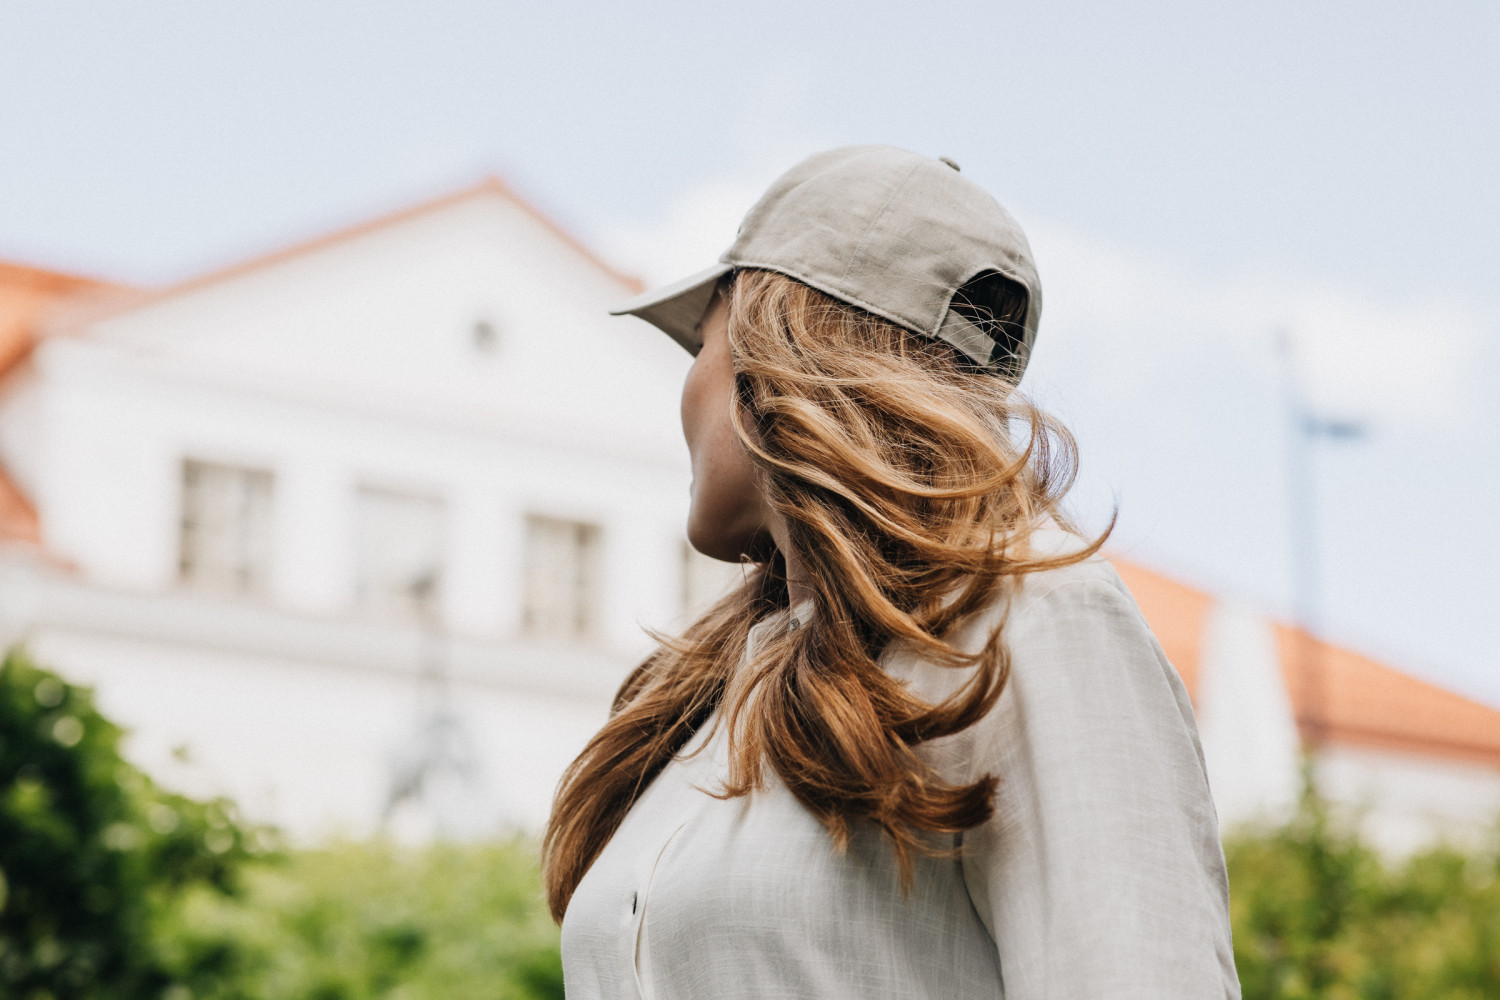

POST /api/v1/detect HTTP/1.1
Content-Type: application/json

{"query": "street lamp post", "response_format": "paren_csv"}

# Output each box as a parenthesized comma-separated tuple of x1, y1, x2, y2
(382, 572, 480, 835)
(1277, 330, 1366, 755)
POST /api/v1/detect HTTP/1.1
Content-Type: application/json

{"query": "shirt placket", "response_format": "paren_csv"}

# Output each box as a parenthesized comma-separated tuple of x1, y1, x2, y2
(630, 819, 689, 999)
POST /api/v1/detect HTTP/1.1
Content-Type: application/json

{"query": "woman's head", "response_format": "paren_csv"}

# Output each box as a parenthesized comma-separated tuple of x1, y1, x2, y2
(682, 266, 1035, 579)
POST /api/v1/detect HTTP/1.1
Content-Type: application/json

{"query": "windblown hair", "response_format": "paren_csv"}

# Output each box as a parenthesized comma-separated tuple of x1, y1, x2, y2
(542, 269, 1107, 921)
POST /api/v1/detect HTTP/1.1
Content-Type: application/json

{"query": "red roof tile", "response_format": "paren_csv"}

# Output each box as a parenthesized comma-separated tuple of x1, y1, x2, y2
(1113, 556, 1500, 770)
(1276, 625, 1500, 768)
(0, 261, 120, 381)
(1110, 559, 1213, 701)
(0, 262, 125, 545)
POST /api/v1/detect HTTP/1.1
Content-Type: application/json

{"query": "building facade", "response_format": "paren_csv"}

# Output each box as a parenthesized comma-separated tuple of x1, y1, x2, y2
(1, 184, 1497, 851)
(0, 184, 738, 839)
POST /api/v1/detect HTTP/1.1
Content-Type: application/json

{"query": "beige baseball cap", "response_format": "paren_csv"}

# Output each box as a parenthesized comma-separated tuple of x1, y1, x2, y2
(610, 144, 1042, 377)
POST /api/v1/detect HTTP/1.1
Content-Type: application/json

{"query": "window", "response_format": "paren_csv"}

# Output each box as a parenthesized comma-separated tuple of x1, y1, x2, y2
(471, 318, 500, 354)
(682, 540, 743, 619)
(356, 487, 446, 622)
(179, 459, 274, 595)
(522, 515, 601, 639)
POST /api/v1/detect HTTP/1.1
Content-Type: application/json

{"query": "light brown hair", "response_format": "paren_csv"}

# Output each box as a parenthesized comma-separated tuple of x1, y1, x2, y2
(542, 269, 1107, 921)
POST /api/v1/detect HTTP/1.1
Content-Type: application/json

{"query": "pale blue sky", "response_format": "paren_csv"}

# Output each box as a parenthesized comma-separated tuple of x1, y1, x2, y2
(2, 1, 1496, 704)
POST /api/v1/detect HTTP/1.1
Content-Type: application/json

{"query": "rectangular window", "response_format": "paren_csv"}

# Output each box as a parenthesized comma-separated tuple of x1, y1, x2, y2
(179, 459, 274, 595)
(522, 515, 601, 639)
(355, 487, 446, 622)
(682, 540, 743, 619)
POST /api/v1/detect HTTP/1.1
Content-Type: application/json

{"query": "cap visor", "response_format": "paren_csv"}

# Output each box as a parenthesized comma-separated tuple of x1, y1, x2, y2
(609, 262, 732, 355)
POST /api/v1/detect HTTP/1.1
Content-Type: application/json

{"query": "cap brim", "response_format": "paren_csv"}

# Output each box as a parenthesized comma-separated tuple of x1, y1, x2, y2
(608, 262, 733, 355)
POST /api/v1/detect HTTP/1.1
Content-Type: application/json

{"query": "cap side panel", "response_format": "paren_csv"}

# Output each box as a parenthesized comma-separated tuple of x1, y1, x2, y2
(724, 257, 938, 342)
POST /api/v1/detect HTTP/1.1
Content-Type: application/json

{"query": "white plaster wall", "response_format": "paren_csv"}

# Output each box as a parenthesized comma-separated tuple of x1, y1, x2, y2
(0, 371, 45, 502)
(0, 554, 638, 836)
(83, 195, 690, 467)
(1195, 599, 1304, 830)
(30, 625, 610, 838)
(1314, 744, 1500, 856)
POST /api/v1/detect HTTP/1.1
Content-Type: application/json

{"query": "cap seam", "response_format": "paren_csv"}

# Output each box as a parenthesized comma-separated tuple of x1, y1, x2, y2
(840, 159, 925, 287)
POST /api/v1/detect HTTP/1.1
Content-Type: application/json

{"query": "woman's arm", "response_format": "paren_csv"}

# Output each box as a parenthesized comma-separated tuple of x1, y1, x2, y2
(960, 568, 1240, 999)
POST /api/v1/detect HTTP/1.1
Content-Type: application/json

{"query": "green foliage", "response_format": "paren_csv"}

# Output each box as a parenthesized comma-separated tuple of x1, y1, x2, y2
(1, 647, 561, 999)
(1225, 782, 1500, 999)
(160, 840, 563, 1000)
(13, 645, 1500, 999)
(0, 647, 268, 999)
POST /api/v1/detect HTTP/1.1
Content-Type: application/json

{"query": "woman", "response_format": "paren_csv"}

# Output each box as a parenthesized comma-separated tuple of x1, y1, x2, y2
(547, 146, 1239, 998)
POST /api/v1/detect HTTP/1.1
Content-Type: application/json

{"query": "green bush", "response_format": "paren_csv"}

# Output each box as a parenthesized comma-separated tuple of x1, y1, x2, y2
(11, 645, 1500, 999)
(0, 647, 267, 999)
(0, 647, 562, 999)
(160, 840, 563, 1000)
(1225, 784, 1500, 999)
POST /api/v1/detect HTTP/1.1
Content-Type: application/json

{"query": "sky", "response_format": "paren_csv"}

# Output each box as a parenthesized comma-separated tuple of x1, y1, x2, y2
(2, 1, 1497, 705)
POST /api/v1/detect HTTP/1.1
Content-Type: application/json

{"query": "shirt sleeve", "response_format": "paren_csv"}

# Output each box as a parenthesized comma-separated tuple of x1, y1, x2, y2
(958, 569, 1240, 999)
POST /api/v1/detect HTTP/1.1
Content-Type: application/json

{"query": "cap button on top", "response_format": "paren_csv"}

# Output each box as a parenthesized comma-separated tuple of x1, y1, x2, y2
(938, 156, 961, 172)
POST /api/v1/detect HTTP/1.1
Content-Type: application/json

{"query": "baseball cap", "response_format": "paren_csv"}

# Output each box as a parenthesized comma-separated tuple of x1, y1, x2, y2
(610, 144, 1042, 377)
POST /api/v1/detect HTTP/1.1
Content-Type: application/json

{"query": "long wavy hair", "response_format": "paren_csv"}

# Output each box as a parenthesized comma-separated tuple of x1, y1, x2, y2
(542, 268, 1107, 921)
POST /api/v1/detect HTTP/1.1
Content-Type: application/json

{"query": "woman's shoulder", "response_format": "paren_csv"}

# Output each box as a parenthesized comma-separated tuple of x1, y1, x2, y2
(934, 530, 1183, 710)
(885, 529, 1143, 693)
(991, 527, 1135, 628)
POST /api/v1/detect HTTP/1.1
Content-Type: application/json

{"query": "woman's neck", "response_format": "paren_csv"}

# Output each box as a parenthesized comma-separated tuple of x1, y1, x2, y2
(769, 516, 815, 609)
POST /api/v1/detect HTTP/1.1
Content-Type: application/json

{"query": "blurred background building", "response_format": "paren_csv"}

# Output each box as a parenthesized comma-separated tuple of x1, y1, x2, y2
(0, 183, 1496, 852)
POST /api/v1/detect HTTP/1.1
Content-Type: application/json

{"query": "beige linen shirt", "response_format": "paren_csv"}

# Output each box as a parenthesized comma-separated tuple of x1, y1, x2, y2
(561, 538, 1240, 998)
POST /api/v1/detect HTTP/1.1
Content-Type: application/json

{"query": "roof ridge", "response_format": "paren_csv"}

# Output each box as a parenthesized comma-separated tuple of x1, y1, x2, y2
(68, 175, 643, 328)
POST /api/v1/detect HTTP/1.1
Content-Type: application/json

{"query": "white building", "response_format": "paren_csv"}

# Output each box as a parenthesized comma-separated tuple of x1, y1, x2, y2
(0, 183, 737, 839)
(1, 182, 1497, 851)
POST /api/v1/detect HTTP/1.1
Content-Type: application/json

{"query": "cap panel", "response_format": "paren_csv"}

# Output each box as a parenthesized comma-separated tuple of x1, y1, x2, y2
(726, 147, 907, 304)
(835, 157, 978, 336)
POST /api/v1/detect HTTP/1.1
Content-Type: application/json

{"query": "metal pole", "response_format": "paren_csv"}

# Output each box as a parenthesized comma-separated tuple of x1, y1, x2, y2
(1277, 332, 1367, 759)
(1277, 330, 1327, 750)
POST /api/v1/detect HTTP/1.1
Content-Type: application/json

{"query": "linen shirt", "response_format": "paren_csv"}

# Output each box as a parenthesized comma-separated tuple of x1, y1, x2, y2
(561, 539, 1240, 998)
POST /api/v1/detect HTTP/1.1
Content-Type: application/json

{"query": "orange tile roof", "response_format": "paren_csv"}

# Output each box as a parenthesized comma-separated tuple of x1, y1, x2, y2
(1275, 625, 1500, 768)
(0, 468, 38, 545)
(1112, 556, 1500, 770)
(0, 261, 120, 381)
(1110, 559, 1214, 701)
(0, 262, 128, 546)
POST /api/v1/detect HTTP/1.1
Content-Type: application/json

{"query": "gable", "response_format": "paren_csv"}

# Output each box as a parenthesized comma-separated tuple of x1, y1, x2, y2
(65, 184, 690, 459)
